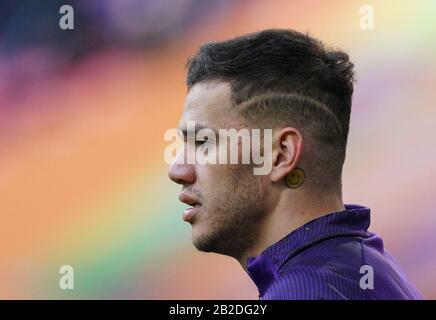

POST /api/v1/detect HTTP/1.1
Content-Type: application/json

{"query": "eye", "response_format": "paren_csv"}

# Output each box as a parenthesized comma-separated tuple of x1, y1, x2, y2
(195, 137, 208, 146)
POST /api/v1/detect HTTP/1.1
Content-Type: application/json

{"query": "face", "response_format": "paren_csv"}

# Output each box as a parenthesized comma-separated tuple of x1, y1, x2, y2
(168, 81, 269, 259)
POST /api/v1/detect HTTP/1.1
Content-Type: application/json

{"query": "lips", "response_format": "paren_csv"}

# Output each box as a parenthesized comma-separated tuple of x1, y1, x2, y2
(179, 193, 202, 222)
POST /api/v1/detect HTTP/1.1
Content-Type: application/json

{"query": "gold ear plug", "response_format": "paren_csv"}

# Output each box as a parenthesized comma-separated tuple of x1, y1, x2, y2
(285, 167, 305, 188)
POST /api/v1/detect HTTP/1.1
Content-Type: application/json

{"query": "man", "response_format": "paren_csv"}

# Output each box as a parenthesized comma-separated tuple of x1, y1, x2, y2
(168, 29, 422, 299)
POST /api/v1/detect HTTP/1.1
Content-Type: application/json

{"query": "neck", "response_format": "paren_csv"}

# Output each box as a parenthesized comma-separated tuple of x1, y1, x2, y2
(238, 190, 345, 271)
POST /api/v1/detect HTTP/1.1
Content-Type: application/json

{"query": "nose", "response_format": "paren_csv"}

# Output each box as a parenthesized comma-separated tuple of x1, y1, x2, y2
(168, 149, 196, 185)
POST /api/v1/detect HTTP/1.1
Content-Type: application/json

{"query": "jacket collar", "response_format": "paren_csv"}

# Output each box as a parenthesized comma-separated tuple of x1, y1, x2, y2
(246, 204, 371, 297)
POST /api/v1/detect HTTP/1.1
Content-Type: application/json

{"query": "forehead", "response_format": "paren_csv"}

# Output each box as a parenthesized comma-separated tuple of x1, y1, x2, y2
(179, 81, 239, 129)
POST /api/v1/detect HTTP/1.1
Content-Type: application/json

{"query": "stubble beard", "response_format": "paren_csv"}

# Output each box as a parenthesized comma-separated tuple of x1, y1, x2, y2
(192, 165, 267, 260)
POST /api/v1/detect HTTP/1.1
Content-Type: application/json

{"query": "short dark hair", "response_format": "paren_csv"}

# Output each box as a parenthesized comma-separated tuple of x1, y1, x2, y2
(186, 29, 355, 189)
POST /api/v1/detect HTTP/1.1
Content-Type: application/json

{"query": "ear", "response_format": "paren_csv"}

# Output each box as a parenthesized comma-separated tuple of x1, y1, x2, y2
(270, 127, 303, 183)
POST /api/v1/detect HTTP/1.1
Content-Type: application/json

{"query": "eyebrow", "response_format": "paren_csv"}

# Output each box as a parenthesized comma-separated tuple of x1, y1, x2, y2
(179, 123, 218, 139)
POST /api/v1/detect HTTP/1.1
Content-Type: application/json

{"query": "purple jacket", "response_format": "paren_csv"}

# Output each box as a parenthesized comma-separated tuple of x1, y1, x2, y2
(246, 204, 423, 300)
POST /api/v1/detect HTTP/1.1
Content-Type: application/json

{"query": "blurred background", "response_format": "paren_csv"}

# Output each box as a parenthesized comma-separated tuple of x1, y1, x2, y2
(0, 0, 435, 299)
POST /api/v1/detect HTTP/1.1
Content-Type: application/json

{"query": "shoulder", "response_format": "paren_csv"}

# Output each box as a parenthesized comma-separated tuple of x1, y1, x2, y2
(263, 236, 369, 300)
(262, 235, 422, 300)
(262, 265, 364, 300)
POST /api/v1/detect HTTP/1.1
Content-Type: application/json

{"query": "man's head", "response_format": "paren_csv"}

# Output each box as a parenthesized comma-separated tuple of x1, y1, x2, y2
(168, 29, 355, 259)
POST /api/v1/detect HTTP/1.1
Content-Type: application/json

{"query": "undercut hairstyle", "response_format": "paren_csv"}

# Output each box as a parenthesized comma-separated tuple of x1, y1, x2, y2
(186, 29, 355, 190)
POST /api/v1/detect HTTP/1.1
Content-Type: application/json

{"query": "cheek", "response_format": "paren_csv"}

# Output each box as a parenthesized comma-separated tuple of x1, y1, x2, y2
(196, 165, 237, 199)
(197, 164, 230, 184)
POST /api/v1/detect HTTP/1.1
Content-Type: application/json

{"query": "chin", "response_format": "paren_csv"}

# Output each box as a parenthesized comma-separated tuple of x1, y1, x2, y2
(191, 223, 206, 243)
(191, 223, 216, 252)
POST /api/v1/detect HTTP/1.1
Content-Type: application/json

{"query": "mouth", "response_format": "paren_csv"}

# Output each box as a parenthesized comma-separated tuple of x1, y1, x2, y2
(182, 203, 202, 222)
(179, 193, 202, 223)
